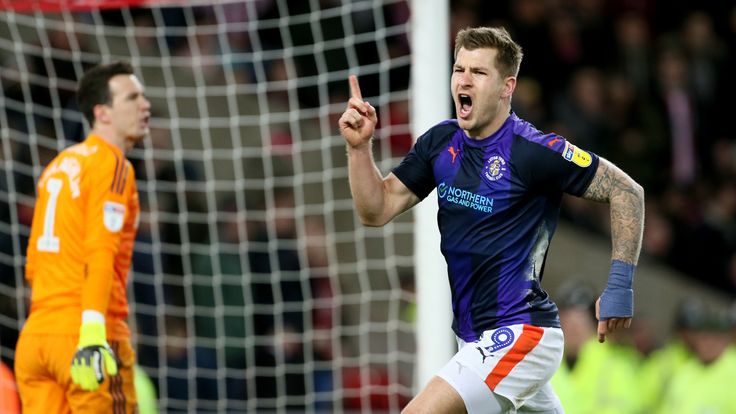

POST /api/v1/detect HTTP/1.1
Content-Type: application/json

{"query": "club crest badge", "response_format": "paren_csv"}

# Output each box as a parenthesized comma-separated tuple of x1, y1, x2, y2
(483, 155, 506, 182)
(103, 201, 125, 232)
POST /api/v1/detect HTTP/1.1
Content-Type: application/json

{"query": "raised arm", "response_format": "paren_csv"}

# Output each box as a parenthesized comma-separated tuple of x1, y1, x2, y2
(581, 157, 645, 342)
(339, 75, 419, 226)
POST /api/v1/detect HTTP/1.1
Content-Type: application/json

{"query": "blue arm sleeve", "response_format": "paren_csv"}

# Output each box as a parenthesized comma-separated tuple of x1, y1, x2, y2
(599, 260, 635, 320)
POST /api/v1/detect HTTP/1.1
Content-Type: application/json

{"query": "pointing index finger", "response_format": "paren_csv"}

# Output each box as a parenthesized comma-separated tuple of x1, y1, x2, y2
(349, 75, 362, 100)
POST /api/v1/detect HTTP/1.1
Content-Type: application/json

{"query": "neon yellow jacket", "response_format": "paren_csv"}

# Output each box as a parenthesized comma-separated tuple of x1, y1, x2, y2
(638, 339, 692, 411)
(655, 346, 736, 414)
(552, 338, 645, 414)
(134, 365, 159, 414)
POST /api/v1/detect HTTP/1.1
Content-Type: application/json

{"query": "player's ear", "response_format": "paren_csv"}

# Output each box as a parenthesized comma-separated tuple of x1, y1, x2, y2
(93, 104, 111, 124)
(501, 76, 516, 99)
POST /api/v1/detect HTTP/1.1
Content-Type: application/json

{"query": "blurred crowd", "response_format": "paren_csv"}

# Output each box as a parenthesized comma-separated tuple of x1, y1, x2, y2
(452, 4, 736, 412)
(0, 2, 414, 411)
(551, 281, 736, 413)
(1, 0, 736, 412)
(452, 0, 736, 295)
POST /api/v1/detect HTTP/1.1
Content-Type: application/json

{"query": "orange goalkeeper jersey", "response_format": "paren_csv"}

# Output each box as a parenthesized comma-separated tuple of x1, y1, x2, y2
(23, 134, 139, 340)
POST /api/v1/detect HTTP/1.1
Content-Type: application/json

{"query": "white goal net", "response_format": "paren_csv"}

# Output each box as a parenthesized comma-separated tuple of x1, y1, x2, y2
(0, 1, 419, 412)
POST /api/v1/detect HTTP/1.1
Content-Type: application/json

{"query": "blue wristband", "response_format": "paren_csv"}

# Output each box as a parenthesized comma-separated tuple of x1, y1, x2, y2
(599, 260, 634, 320)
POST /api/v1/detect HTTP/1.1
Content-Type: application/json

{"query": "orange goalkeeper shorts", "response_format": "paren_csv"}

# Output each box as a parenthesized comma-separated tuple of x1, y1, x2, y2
(15, 332, 137, 414)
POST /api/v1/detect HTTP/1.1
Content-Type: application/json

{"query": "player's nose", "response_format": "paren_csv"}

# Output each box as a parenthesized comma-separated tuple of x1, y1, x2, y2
(457, 70, 472, 87)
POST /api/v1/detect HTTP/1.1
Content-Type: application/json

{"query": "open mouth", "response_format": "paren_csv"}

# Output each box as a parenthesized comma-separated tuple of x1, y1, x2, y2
(458, 94, 472, 118)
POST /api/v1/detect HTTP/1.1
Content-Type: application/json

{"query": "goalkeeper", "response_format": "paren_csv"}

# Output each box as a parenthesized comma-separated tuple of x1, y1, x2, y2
(15, 61, 150, 414)
(340, 26, 645, 413)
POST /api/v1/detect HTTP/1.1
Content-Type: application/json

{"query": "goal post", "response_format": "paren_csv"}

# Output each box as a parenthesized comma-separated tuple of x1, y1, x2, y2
(410, 0, 454, 392)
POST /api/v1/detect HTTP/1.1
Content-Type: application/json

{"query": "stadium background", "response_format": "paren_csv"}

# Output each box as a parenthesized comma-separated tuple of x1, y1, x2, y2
(0, 0, 735, 412)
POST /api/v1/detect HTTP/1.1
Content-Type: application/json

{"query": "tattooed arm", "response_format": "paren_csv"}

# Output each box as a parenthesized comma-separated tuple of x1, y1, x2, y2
(582, 157, 645, 264)
(582, 157, 645, 342)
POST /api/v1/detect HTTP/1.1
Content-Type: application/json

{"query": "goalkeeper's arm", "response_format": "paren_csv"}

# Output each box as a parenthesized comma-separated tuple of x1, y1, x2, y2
(75, 187, 121, 390)
(70, 310, 118, 391)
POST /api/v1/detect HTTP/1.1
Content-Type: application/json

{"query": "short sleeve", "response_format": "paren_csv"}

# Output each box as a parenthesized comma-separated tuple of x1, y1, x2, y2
(513, 135, 599, 197)
(392, 127, 446, 200)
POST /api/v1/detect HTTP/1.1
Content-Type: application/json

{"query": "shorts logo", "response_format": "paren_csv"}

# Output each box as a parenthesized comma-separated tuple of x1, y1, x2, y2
(103, 201, 125, 232)
(562, 142, 592, 167)
(484, 155, 506, 182)
(476, 327, 515, 363)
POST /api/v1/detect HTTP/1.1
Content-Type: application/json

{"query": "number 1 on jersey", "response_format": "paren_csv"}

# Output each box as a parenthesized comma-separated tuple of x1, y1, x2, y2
(37, 177, 62, 253)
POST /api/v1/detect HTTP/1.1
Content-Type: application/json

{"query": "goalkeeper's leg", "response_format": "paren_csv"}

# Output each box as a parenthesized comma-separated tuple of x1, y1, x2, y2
(16, 333, 138, 413)
(15, 333, 73, 413)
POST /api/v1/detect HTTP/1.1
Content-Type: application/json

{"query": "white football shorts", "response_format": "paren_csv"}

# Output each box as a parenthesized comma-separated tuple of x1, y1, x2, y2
(437, 324, 564, 413)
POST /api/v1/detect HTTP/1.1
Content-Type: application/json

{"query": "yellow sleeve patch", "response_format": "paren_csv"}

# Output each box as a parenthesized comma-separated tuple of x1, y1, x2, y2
(562, 142, 592, 167)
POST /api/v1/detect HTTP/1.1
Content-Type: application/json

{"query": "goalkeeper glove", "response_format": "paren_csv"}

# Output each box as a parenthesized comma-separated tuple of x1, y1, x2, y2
(70, 317, 118, 391)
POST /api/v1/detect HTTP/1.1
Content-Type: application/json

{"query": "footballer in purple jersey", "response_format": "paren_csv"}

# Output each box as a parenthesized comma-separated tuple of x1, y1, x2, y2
(392, 113, 599, 342)
(339, 26, 644, 414)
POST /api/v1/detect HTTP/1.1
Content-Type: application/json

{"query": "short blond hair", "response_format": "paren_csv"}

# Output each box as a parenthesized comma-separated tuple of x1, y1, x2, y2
(454, 27, 523, 78)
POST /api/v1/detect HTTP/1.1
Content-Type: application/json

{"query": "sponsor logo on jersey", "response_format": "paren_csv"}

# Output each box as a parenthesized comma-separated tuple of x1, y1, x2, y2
(103, 201, 125, 232)
(562, 141, 592, 167)
(483, 155, 506, 182)
(437, 182, 493, 213)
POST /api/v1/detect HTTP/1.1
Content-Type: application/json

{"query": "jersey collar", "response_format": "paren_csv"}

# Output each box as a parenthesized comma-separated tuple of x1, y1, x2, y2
(461, 112, 517, 148)
(86, 134, 124, 157)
